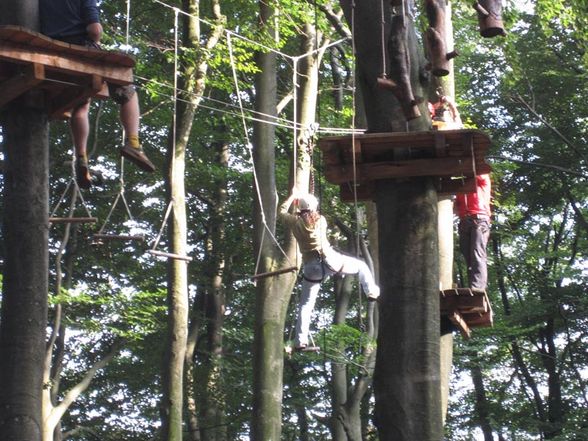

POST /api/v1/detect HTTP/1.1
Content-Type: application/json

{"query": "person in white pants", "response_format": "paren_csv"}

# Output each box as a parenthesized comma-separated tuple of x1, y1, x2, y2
(279, 190, 380, 351)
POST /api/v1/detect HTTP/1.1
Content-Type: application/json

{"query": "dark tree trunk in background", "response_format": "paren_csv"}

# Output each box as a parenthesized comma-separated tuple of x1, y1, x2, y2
(0, 2, 49, 441)
(470, 356, 495, 441)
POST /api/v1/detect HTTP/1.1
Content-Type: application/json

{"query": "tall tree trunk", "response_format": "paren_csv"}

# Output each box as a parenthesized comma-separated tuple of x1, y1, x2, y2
(330, 222, 378, 441)
(199, 138, 229, 441)
(470, 356, 495, 441)
(251, 3, 296, 438)
(0, 2, 48, 441)
(160, 2, 224, 439)
(339, 1, 443, 439)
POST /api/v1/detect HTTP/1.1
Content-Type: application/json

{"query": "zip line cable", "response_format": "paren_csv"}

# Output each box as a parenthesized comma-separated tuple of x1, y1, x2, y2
(133, 75, 363, 136)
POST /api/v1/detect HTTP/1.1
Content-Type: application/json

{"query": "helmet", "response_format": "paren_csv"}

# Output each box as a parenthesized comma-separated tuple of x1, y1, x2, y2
(297, 194, 318, 212)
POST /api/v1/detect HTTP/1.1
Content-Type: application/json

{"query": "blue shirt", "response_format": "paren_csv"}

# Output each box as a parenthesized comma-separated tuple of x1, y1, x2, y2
(39, 0, 100, 39)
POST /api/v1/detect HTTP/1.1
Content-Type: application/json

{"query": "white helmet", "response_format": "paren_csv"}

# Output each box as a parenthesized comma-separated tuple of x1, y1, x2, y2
(297, 194, 318, 212)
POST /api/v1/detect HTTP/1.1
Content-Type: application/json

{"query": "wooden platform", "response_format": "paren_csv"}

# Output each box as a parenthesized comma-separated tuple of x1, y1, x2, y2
(440, 287, 493, 338)
(0, 25, 135, 119)
(318, 129, 492, 201)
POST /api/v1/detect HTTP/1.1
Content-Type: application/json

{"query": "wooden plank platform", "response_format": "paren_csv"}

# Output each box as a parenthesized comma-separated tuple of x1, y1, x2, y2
(440, 287, 493, 338)
(0, 25, 135, 118)
(319, 129, 492, 201)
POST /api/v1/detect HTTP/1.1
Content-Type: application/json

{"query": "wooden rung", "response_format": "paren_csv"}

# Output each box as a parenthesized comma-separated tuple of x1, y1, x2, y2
(148, 249, 193, 262)
(49, 217, 97, 224)
(251, 266, 298, 281)
(93, 234, 145, 242)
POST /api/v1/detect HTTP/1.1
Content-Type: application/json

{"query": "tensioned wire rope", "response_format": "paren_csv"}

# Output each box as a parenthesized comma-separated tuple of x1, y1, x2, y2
(148, 8, 192, 261)
(226, 31, 294, 276)
(132, 74, 360, 136)
(124, 0, 358, 137)
(123, 0, 367, 277)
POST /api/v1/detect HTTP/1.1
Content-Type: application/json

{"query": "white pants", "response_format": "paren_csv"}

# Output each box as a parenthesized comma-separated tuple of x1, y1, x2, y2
(294, 252, 379, 347)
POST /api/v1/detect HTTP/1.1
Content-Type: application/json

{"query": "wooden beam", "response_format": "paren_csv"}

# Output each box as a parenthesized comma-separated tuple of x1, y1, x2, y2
(250, 266, 298, 281)
(92, 234, 145, 242)
(448, 311, 472, 339)
(49, 217, 97, 224)
(48, 74, 104, 119)
(148, 250, 193, 262)
(0, 40, 133, 84)
(324, 156, 476, 184)
(0, 62, 44, 107)
(436, 176, 476, 195)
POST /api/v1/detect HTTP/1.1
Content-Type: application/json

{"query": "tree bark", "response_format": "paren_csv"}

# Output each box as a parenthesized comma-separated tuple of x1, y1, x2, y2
(374, 179, 441, 441)
(339, 1, 442, 439)
(0, 3, 48, 441)
(470, 356, 495, 441)
(159, 2, 224, 440)
(251, 3, 297, 440)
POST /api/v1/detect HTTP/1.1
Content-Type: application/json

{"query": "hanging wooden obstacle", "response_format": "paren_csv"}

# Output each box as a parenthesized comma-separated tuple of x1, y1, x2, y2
(473, 0, 506, 38)
(250, 266, 298, 281)
(92, 233, 145, 242)
(49, 216, 98, 224)
(0, 25, 135, 118)
(318, 129, 492, 202)
(440, 288, 493, 338)
(147, 249, 193, 262)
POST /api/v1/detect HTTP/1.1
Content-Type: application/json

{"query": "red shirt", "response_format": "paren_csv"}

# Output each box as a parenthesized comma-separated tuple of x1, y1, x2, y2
(456, 174, 491, 219)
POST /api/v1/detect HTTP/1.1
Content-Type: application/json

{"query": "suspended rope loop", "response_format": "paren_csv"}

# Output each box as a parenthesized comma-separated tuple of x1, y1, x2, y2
(151, 199, 174, 251)
(227, 31, 294, 270)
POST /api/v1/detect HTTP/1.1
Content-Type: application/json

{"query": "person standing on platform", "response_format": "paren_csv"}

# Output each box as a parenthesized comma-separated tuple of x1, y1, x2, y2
(279, 189, 380, 352)
(39, 0, 156, 189)
(455, 173, 492, 291)
(429, 94, 463, 130)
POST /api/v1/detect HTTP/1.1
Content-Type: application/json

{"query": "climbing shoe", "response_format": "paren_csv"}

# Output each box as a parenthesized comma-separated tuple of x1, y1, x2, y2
(75, 157, 93, 189)
(120, 144, 156, 172)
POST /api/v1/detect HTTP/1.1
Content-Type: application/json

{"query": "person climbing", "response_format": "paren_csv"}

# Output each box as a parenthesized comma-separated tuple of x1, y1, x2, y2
(455, 173, 492, 292)
(39, 0, 156, 189)
(428, 94, 462, 130)
(279, 189, 380, 352)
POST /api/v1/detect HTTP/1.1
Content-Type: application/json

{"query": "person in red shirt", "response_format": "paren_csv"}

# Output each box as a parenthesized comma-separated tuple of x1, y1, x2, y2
(455, 173, 491, 291)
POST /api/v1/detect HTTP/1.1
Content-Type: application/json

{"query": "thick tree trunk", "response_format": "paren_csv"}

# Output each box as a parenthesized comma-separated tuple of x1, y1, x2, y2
(374, 179, 441, 441)
(160, 3, 197, 438)
(0, 106, 49, 441)
(0, 3, 48, 441)
(160, 2, 223, 439)
(251, 3, 298, 440)
(339, 1, 442, 439)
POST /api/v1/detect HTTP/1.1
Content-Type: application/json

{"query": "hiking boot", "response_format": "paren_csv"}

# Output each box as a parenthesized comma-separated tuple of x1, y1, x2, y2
(120, 144, 156, 172)
(75, 157, 93, 189)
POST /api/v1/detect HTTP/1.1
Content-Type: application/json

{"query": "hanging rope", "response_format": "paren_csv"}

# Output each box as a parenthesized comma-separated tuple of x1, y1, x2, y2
(227, 32, 295, 279)
(93, 156, 144, 242)
(380, 0, 387, 79)
(148, 8, 192, 261)
(49, 151, 97, 224)
(350, 0, 365, 331)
